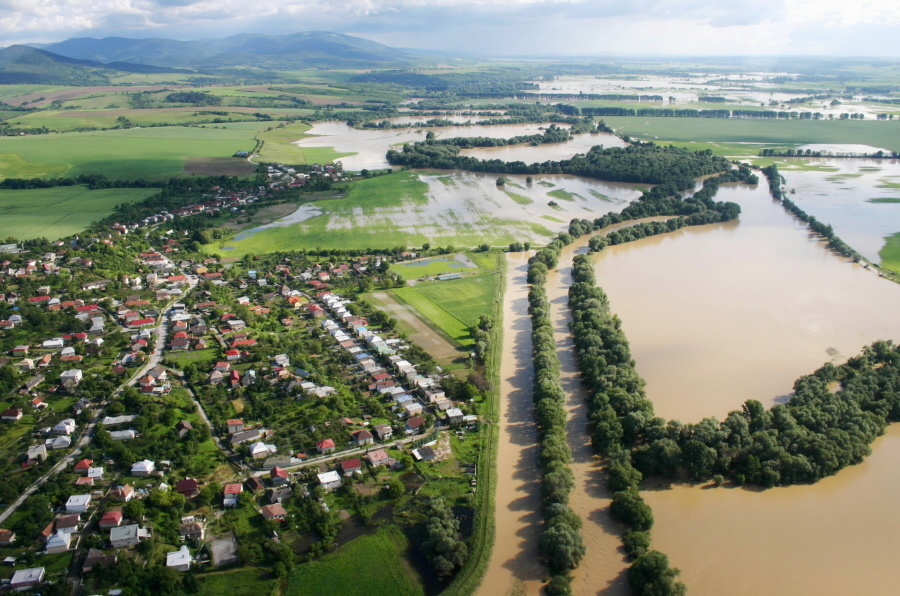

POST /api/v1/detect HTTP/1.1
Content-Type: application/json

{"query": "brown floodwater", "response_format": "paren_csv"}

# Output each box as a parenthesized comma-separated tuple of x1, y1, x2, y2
(478, 252, 545, 596)
(583, 181, 900, 594)
(592, 182, 900, 422)
(293, 122, 620, 171)
(779, 158, 900, 264)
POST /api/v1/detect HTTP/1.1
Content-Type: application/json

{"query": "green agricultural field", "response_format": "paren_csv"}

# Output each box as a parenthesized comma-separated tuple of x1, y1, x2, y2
(392, 272, 501, 346)
(285, 527, 424, 596)
(0, 123, 264, 179)
(0, 185, 158, 240)
(603, 117, 900, 155)
(880, 231, 900, 273)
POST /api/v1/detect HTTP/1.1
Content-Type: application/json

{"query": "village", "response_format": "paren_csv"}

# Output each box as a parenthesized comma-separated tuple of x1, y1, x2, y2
(0, 168, 484, 594)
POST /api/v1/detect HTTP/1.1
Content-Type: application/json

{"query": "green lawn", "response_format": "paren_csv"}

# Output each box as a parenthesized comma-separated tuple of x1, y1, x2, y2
(603, 117, 900, 154)
(879, 231, 900, 273)
(0, 123, 264, 179)
(196, 568, 277, 596)
(286, 526, 423, 596)
(0, 185, 158, 240)
(392, 273, 501, 346)
(165, 348, 220, 366)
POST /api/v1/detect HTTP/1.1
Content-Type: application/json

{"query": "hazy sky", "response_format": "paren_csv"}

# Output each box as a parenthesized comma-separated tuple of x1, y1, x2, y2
(3, 0, 900, 57)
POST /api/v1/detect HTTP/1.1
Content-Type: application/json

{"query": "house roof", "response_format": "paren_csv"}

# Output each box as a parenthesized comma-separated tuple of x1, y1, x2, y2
(175, 478, 199, 493)
(74, 458, 93, 470)
(223, 483, 243, 495)
(99, 511, 122, 525)
(316, 438, 335, 450)
(341, 458, 362, 471)
(261, 503, 287, 519)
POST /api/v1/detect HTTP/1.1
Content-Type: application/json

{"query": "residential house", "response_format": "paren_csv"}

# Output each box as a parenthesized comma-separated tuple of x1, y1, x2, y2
(178, 520, 205, 542)
(316, 438, 335, 454)
(266, 486, 292, 504)
(53, 419, 77, 435)
(131, 460, 155, 476)
(351, 429, 374, 446)
(373, 424, 393, 442)
(366, 449, 391, 468)
(405, 416, 425, 434)
(65, 494, 91, 514)
(1, 408, 23, 421)
(260, 504, 288, 521)
(175, 420, 193, 438)
(175, 478, 200, 498)
(249, 441, 277, 459)
(26, 444, 47, 463)
(82, 548, 117, 573)
(45, 531, 73, 554)
(446, 407, 465, 426)
(109, 524, 150, 548)
(230, 429, 262, 445)
(226, 419, 244, 434)
(0, 529, 15, 546)
(166, 545, 193, 572)
(98, 510, 123, 530)
(317, 470, 342, 491)
(270, 466, 289, 486)
(340, 458, 362, 477)
(10, 568, 45, 591)
(111, 485, 134, 503)
(73, 459, 93, 475)
(223, 483, 243, 507)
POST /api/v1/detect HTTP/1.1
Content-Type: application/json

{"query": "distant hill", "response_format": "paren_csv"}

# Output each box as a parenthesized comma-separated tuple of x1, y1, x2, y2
(0, 45, 181, 84)
(35, 31, 416, 69)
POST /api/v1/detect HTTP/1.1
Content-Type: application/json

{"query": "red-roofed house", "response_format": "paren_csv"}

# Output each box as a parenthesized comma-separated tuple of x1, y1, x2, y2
(98, 510, 123, 529)
(260, 504, 287, 521)
(316, 439, 335, 454)
(175, 478, 200, 498)
(341, 458, 362, 476)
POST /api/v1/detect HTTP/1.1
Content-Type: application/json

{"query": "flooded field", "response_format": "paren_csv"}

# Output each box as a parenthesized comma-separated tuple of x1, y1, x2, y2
(645, 425, 900, 595)
(592, 181, 900, 422)
(216, 170, 644, 253)
(583, 179, 900, 593)
(294, 121, 600, 171)
(779, 158, 900, 266)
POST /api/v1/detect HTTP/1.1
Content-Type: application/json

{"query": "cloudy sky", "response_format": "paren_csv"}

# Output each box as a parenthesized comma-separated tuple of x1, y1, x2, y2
(3, 0, 900, 57)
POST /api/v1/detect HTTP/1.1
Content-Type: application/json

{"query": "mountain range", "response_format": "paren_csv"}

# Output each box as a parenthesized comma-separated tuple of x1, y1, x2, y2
(32, 31, 415, 69)
(0, 31, 420, 85)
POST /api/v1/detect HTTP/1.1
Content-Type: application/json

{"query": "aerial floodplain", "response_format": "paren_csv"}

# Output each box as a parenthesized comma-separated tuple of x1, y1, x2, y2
(1, 9, 900, 596)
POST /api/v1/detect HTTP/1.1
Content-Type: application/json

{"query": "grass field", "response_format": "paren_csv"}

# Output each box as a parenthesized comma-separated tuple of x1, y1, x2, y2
(285, 527, 423, 596)
(0, 185, 158, 240)
(880, 231, 900, 273)
(0, 123, 265, 179)
(197, 567, 277, 596)
(603, 117, 900, 155)
(390, 252, 503, 346)
(390, 256, 479, 278)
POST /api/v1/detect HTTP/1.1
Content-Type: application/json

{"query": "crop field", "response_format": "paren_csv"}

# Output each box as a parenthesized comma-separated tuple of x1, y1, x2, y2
(285, 527, 424, 596)
(0, 185, 159, 240)
(603, 117, 900, 155)
(0, 122, 264, 179)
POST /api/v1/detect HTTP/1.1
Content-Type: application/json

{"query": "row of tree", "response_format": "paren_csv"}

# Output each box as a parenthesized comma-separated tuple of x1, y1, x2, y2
(760, 164, 862, 261)
(578, 107, 830, 120)
(388, 142, 733, 190)
(527, 235, 586, 594)
(565, 254, 686, 595)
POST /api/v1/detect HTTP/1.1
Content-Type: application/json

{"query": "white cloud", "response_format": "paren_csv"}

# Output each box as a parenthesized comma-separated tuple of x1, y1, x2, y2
(0, 0, 898, 56)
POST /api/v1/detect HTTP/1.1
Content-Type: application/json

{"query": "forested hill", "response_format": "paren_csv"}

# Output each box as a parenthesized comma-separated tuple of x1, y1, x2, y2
(388, 141, 732, 190)
(32, 31, 415, 69)
(0, 45, 178, 84)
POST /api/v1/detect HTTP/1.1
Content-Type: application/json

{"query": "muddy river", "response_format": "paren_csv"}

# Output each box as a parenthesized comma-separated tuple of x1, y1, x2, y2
(583, 180, 900, 593)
